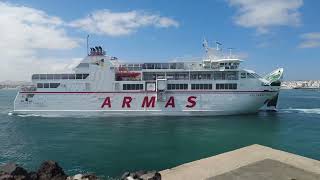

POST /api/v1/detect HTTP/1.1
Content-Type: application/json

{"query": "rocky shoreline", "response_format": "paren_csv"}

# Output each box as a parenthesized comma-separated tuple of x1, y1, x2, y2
(0, 161, 98, 180)
(0, 161, 161, 180)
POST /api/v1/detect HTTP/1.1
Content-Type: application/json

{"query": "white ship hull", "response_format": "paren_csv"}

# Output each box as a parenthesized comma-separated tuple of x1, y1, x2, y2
(14, 90, 278, 116)
(13, 44, 284, 117)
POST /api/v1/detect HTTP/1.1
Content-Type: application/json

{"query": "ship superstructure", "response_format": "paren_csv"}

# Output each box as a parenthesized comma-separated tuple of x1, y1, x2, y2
(14, 41, 284, 116)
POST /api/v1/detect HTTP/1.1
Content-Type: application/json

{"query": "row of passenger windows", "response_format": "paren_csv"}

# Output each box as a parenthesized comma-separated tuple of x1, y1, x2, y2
(32, 74, 89, 80)
(216, 83, 238, 90)
(121, 83, 238, 90)
(37, 83, 60, 88)
(191, 84, 213, 90)
(123, 84, 144, 90)
(167, 84, 188, 90)
(142, 71, 239, 81)
(241, 72, 261, 79)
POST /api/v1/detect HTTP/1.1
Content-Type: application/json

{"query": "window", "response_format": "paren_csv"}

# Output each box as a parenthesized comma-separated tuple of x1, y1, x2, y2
(232, 83, 237, 89)
(216, 83, 237, 90)
(37, 83, 43, 88)
(62, 74, 69, 79)
(167, 84, 188, 90)
(76, 74, 83, 79)
(40, 74, 46, 80)
(43, 83, 49, 88)
(32, 74, 40, 80)
(50, 83, 60, 88)
(35, 74, 89, 80)
(191, 84, 212, 90)
(47, 74, 54, 80)
(123, 84, 144, 90)
(68, 74, 76, 79)
(54, 74, 61, 79)
(214, 71, 224, 80)
(214, 71, 239, 80)
(241, 72, 246, 78)
(83, 74, 89, 79)
(225, 71, 238, 80)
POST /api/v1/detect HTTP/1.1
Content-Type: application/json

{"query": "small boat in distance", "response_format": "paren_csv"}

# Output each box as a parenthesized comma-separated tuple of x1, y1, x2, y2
(14, 40, 284, 116)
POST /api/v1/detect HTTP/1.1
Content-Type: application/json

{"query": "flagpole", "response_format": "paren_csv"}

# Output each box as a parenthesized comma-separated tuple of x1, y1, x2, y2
(86, 35, 89, 55)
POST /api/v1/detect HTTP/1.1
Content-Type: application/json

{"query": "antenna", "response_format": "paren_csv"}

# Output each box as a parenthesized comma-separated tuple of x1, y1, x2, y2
(86, 34, 90, 55)
(228, 48, 234, 58)
(202, 38, 209, 52)
(216, 41, 222, 51)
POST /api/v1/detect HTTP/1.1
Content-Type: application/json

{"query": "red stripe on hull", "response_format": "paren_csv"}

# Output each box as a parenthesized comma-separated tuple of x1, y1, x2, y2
(19, 90, 277, 94)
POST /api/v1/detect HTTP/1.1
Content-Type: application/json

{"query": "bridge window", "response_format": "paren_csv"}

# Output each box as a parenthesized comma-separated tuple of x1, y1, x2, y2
(123, 84, 143, 90)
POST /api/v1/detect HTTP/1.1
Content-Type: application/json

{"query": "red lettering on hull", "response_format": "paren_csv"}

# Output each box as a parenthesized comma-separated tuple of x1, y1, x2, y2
(101, 96, 197, 109)
(101, 97, 111, 108)
(165, 96, 175, 108)
(142, 96, 156, 108)
(186, 96, 197, 108)
(122, 96, 132, 108)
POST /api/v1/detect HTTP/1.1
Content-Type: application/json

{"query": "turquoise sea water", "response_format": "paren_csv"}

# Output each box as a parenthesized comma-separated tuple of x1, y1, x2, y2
(0, 89, 319, 179)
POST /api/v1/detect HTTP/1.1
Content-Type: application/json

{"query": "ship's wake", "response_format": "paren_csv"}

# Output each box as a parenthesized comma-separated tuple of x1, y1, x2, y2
(280, 108, 320, 115)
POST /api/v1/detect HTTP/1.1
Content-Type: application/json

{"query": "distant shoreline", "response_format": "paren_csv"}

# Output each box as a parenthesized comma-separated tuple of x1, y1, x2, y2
(281, 80, 320, 89)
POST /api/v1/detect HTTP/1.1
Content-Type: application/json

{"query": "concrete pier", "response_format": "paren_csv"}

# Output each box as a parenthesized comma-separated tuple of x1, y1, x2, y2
(160, 144, 320, 180)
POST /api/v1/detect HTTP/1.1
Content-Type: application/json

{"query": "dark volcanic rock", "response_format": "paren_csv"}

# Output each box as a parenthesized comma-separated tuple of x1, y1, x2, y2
(0, 163, 28, 177)
(0, 174, 14, 180)
(28, 171, 38, 180)
(37, 160, 67, 180)
(152, 172, 161, 180)
(0, 163, 29, 180)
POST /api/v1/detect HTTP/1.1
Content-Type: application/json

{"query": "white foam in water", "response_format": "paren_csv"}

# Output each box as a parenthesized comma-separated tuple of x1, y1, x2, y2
(281, 108, 320, 115)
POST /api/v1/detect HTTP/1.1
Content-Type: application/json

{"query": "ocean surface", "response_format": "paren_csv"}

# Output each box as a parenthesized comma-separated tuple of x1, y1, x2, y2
(0, 89, 319, 179)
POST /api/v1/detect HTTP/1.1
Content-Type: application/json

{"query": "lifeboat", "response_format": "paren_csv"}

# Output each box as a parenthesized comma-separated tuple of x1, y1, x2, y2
(116, 67, 141, 80)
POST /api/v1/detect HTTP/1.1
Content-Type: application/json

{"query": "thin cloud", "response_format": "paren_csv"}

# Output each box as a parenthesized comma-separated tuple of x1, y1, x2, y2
(69, 10, 179, 36)
(299, 32, 320, 48)
(0, 2, 180, 81)
(0, 2, 80, 81)
(227, 0, 303, 34)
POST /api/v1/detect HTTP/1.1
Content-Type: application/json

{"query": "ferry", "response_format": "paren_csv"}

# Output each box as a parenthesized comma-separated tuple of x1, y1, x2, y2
(14, 40, 284, 116)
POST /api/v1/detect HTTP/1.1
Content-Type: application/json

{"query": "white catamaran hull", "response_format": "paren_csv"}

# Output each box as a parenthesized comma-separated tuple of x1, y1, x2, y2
(14, 90, 278, 116)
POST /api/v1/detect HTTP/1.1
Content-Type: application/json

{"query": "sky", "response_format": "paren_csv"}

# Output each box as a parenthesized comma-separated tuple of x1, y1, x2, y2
(0, 0, 319, 81)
